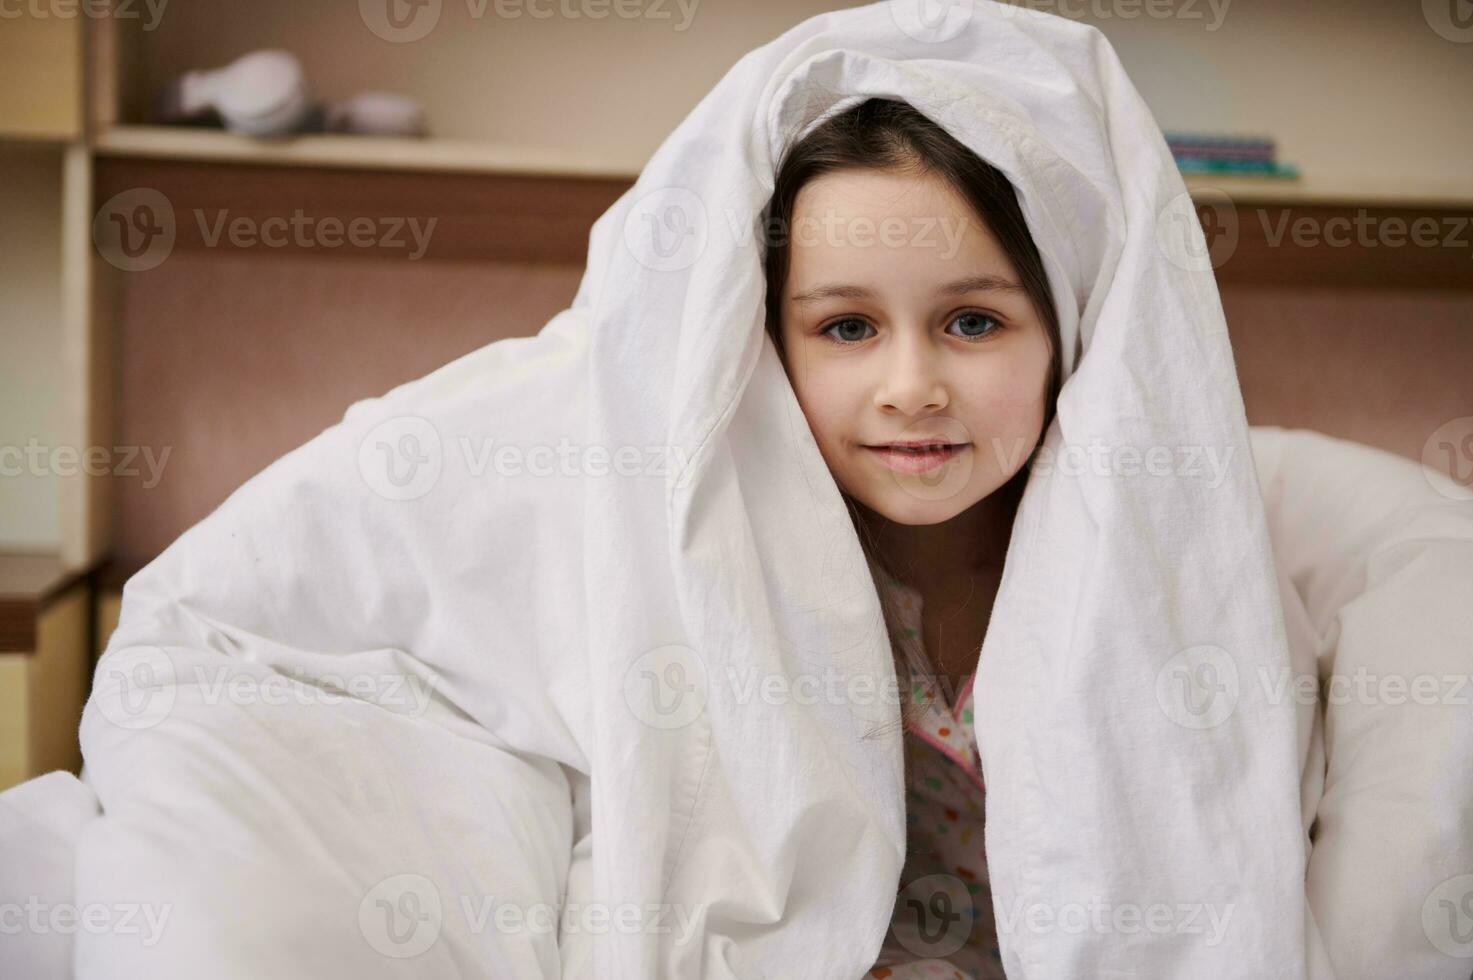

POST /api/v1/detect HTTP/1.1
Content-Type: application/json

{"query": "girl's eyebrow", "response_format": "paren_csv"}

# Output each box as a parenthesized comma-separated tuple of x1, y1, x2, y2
(790, 273, 1025, 305)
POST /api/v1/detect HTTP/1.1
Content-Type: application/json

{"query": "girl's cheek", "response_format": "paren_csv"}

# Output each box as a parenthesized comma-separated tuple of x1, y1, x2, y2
(970, 360, 1048, 434)
(788, 350, 842, 409)
(798, 385, 851, 443)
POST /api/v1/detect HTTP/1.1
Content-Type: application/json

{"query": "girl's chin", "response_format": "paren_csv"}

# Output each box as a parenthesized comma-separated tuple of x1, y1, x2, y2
(849, 488, 974, 527)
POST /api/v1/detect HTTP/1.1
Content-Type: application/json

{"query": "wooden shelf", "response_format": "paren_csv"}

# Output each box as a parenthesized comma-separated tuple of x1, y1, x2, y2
(0, 551, 93, 791)
(0, 553, 92, 654)
(1181, 173, 1473, 209)
(0, 133, 78, 149)
(94, 126, 1473, 209)
(94, 125, 644, 180)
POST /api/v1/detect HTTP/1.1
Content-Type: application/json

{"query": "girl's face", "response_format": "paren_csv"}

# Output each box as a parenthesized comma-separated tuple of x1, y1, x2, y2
(778, 167, 1053, 526)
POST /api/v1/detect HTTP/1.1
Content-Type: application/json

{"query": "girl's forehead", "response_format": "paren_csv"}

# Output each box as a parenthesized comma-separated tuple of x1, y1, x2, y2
(785, 190, 1010, 290)
(793, 167, 969, 219)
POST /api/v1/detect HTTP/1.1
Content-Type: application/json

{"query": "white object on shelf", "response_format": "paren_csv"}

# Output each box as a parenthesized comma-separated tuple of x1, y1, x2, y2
(154, 49, 313, 138)
(322, 92, 427, 138)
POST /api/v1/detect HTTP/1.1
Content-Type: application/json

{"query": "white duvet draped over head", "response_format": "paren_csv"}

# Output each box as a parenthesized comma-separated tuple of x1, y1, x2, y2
(73, 1, 1321, 977)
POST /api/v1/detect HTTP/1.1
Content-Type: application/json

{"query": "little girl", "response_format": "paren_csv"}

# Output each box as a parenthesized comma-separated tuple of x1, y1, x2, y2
(763, 96, 1063, 980)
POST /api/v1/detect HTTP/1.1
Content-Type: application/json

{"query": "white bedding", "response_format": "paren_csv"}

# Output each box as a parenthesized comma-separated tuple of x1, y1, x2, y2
(1252, 426, 1473, 980)
(5, 426, 1468, 978)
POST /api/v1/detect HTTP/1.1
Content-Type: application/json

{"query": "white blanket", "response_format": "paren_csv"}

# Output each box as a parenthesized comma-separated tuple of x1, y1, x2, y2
(3, 2, 1471, 977)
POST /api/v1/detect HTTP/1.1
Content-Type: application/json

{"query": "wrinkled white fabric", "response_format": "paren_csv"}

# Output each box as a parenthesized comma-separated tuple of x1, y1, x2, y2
(3, 1, 1471, 977)
(1251, 426, 1473, 980)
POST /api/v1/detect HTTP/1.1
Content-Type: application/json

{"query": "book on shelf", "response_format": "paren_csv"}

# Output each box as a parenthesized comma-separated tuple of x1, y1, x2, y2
(1163, 130, 1299, 180)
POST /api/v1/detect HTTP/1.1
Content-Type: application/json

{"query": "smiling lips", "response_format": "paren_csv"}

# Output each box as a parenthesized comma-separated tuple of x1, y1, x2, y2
(863, 441, 971, 474)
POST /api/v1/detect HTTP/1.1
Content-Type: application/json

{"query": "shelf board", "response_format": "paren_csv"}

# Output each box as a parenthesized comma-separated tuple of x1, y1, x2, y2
(1180, 172, 1473, 209)
(0, 131, 76, 148)
(93, 125, 643, 180)
(0, 552, 94, 654)
(92, 126, 1473, 209)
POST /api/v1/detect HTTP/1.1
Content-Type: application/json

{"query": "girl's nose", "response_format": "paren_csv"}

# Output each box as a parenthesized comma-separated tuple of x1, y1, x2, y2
(873, 333, 949, 416)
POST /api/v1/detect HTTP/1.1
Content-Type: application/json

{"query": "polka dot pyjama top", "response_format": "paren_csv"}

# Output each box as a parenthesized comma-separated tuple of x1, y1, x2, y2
(863, 561, 1006, 980)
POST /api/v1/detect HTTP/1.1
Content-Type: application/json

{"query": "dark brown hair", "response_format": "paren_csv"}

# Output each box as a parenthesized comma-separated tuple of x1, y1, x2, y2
(760, 97, 1064, 735)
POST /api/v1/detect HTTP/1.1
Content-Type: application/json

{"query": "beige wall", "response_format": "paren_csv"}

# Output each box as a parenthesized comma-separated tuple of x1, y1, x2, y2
(119, 0, 1473, 188)
(1094, 0, 1473, 189)
(0, 145, 65, 551)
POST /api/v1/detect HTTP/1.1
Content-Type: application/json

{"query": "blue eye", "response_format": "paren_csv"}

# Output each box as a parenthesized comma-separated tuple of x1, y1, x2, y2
(821, 318, 875, 345)
(819, 312, 1004, 346)
(946, 311, 1002, 340)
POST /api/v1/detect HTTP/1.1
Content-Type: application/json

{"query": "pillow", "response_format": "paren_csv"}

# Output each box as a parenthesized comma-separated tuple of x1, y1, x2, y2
(1250, 424, 1473, 979)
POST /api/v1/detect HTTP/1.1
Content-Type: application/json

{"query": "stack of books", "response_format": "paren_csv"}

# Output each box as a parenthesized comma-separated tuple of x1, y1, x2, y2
(1164, 131, 1301, 179)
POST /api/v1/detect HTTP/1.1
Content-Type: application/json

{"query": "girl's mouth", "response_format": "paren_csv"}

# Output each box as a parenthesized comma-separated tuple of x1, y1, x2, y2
(863, 442, 970, 474)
